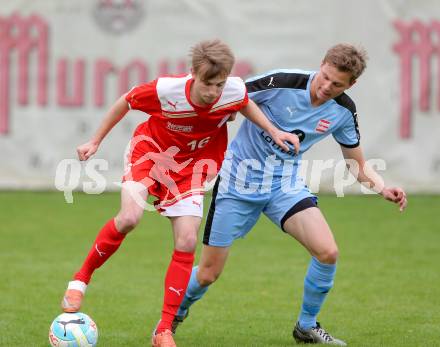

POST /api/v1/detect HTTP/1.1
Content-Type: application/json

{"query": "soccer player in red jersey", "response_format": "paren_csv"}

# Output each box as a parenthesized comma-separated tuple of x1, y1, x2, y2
(60, 39, 300, 347)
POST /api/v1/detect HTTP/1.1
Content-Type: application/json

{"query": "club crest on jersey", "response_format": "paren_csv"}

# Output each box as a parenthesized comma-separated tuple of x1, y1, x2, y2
(315, 119, 331, 133)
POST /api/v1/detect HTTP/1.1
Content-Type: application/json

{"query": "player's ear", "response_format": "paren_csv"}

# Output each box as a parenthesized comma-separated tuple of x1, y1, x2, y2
(349, 79, 357, 88)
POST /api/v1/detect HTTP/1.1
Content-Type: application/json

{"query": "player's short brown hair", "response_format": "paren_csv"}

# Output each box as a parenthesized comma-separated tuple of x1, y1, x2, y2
(190, 39, 235, 81)
(323, 43, 368, 82)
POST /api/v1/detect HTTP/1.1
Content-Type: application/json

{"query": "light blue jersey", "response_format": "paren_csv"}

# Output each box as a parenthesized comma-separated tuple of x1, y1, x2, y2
(203, 69, 361, 246)
(219, 69, 360, 195)
(180, 69, 362, 328)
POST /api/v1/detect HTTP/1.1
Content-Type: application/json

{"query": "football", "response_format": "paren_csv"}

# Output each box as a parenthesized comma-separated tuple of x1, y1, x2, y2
(48, 312, 98, 347)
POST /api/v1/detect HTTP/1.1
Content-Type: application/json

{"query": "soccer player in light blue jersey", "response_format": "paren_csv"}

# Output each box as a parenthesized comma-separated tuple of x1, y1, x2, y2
(173, 44, 407, 345)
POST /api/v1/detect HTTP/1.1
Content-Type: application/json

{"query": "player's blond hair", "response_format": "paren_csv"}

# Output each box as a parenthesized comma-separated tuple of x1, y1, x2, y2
(323, 43, 368, 82)
(190, 39, 235, 81)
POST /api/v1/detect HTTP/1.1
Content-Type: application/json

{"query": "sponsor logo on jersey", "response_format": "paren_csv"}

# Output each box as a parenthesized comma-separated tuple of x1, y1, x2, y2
(167, 122, 194, 133)
(267, 76, 276, 87)
(167, 100, 178, 110)
(286, 106, 297, 116)
(315, 119, 331, 133)
(259, 130, 296, 156)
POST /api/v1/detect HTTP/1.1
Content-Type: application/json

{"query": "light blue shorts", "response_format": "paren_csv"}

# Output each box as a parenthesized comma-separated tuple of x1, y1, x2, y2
(203, 177, 317, 247)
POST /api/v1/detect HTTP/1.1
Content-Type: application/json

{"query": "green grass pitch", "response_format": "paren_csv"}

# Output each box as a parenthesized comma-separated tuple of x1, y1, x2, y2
(0, 192, 439, 346)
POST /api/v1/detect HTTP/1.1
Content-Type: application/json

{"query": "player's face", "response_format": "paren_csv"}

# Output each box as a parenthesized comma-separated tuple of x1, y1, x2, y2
(312, 62, 355, 104)
(191, 73, 227, 106)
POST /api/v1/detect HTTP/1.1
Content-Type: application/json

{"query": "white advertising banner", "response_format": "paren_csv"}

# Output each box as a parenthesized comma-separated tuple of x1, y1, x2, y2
(0, 0, 439, 193)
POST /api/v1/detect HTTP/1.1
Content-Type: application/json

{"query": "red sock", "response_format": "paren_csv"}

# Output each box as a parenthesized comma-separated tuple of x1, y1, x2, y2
(156, 250, 195, 333)
(74, 219, 126, 284)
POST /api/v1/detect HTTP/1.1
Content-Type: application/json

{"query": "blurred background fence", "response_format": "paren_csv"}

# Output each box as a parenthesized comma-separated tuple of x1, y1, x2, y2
(1, 0, 439, 193)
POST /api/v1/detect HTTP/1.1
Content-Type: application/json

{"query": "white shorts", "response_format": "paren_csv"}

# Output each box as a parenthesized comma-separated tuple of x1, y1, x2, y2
(159, 194, 204, 218)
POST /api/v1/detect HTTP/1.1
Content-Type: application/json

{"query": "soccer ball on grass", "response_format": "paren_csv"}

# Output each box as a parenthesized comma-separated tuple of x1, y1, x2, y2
(48, 312, 98, 347)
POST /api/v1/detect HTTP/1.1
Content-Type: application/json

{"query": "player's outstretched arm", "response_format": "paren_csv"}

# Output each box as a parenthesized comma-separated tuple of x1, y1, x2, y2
(240, 100, 300, 154)
(77, 93, 130, 161)
(341, 146, 408, 211)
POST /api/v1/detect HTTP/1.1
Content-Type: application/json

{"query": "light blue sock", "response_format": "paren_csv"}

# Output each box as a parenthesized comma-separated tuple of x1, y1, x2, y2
(298, 257, 336, 330)
(176, 266, 209, 317)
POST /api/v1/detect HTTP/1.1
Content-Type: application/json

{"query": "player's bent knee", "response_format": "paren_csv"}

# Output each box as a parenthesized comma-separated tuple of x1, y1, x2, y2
(197, 267, 222, 286)
(316, 247, 339, 264)
(175, 232, 198, 253)
(115, 212, 142, 233)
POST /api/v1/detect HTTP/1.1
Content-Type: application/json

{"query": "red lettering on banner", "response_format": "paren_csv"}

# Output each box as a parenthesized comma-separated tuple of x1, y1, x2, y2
(119, 60, 148, 96)
(57, 59, 85, 106)
(0, 13, 48, 134)
(94, 59, 116, 107)
(232, 61, 253, 79)
(94, 59, 149, 106)
(0, 13, 254, 136)
(158, 59, 187, 77)
(393, 20, 440, 139)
